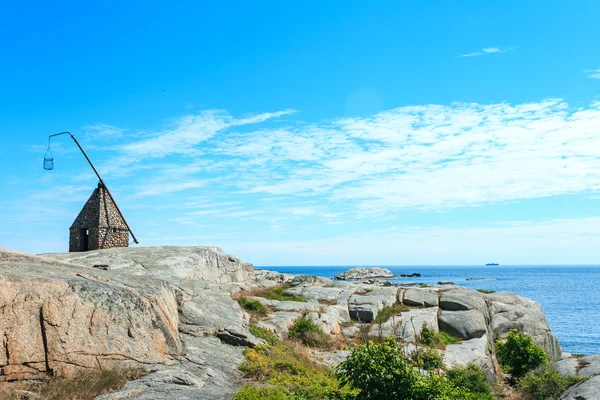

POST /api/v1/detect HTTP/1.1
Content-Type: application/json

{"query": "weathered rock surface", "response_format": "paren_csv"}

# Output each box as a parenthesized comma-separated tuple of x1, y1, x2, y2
(444, 335, 494, 378)
(487, 292, 562, 361)
(560, 375, 600, 400)
(401, 288, 439, 307)
(438, 310, 487, 340)
(334, 267, 394, 280)
(46, 246, 255, 284)
(0, 252, 183, 380)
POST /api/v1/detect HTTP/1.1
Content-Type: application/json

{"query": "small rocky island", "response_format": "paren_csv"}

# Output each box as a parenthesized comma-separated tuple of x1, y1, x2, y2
(0, 247, 597, 399)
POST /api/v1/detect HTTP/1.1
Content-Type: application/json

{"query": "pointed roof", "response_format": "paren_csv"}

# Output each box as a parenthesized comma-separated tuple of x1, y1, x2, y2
(70, 183, 127, 229)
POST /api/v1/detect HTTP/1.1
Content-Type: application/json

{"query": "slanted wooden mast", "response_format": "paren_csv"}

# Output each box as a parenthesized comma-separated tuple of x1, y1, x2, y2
(46, 132, 138, 251)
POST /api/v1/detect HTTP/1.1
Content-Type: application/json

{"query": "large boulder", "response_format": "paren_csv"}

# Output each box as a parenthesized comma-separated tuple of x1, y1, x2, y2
(554, 355, 600, 378)
(402, 288, 439, 307)
(438, 310, 487, 340)
(45, 246, 255, 284)
(487, 292, 562, 361)
(0, 253, 183, 380)
(439, 288, 488, 315)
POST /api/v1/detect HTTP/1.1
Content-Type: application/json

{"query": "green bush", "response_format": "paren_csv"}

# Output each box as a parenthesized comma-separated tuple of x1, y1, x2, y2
(288, 315, 330, 348)
(337, 338, 468, 400)
(249, 324, 278, 346)
(419, 323, 461, 349)
(445, 364, 494, 400)
(373, 303, 408, 325)
(496, 329, 548, 382)
(436, 331, 460, 346)
(476, 289, 495, 294)
(238, 297, 268, 316)
(237, 339, 355, 399)
(259, 287, 307, 302)
(420, 323, 438, 346)
(409, 347, 444, 371)
(517, 365, 579, 400)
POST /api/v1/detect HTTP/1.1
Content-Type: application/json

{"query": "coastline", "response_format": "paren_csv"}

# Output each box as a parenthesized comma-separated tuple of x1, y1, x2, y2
(258, 265, 600, 356)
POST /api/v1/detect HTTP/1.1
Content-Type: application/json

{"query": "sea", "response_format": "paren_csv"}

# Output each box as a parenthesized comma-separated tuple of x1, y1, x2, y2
(257, 265, 600, 356)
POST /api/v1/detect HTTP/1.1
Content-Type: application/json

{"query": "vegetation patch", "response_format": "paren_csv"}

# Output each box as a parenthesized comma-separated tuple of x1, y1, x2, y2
(234, 336, 356, 399)
(517, 365, 579, 400)
(419, 284, 432, 288)
(337, 338, 482, 399)
(232, 286, 307, 303)
(238, 297, 269, 317)
(249, 324, 278, 346)
(445, 363, 494, 400)
(373, 303, 409, 325)
(496, 329, 548, 383)
(288, 315, 331, 348)
(409, 347, 444, 371)
(476, 289, 496, 294)
(0, 368, 147, 400)
(419, 323, 461, 349)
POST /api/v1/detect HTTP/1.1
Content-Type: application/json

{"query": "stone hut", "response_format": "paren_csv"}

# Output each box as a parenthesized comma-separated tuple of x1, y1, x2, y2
(69, 183, 130, 252)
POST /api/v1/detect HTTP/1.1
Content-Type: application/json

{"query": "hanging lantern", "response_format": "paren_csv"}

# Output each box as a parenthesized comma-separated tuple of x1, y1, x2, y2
(43, 148, 54, 170)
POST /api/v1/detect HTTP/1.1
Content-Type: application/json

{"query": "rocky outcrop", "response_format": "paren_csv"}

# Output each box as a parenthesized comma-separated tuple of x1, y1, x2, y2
(0, 252, 183, 380)
(334, 267, 394, 280)
(46, 246, 255, 284)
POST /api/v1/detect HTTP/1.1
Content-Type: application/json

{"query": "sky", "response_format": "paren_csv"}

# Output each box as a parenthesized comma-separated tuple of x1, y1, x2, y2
(1, 1, 600, 265)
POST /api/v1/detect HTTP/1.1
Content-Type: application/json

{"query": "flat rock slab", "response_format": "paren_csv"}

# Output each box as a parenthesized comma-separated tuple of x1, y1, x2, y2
(284, 286, 355, 305)
(46, 246, 255, 284)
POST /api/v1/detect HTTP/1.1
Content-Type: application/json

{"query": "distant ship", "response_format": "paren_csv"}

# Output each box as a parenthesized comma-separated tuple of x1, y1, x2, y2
(485, 263, 499, 266)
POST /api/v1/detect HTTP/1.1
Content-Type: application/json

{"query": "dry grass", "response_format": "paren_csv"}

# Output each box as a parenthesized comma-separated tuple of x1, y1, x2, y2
(0, 368, 147, 400)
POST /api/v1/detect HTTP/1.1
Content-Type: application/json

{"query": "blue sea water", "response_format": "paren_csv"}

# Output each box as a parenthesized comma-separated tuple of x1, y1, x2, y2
(258, 265, 600, 355)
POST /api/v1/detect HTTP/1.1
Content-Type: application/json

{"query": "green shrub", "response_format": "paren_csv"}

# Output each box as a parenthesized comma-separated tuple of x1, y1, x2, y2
(409, 347, 444, 371)
(237, 339, 355, 399)
(419, 323, 461, 348)
(496, 329, 548, 382)
(249, 324, 278, 346)
(259, 287, 307, 302)
(337, 338, 468, 400)
(238, 297, 268, 316)
(436, 331, 460, 346)
(420, 323, 438, 346)
(476, 289, 495, 294)
(373, 303, 408, 325)
(446, 364, 494, 400)
(232, 385, 291, 400)
(517, 365, 579, 400)
(288, 315, 330, 348)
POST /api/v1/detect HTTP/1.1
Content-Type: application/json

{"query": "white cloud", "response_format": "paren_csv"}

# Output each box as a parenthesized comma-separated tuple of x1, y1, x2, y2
(68, 99, 600, 217)
(587, 68, 600, 79)
(460, 46, 512, 57)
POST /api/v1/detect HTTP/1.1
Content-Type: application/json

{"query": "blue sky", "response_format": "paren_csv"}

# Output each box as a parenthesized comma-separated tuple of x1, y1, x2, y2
(1, 1, 600, 265)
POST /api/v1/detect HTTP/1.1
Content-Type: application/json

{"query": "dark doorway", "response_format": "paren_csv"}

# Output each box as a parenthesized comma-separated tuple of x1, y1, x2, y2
(80, 228, 89, 251)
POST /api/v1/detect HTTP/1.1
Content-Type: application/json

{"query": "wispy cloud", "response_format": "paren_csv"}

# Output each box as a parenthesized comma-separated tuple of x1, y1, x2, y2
(89, 99, 600, 218)
(587, 68, 600, 79)
(460, 46, 513, 57)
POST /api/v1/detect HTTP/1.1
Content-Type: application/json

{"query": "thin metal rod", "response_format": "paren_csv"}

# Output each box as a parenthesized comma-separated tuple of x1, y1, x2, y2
(48, 132, 139, 244)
